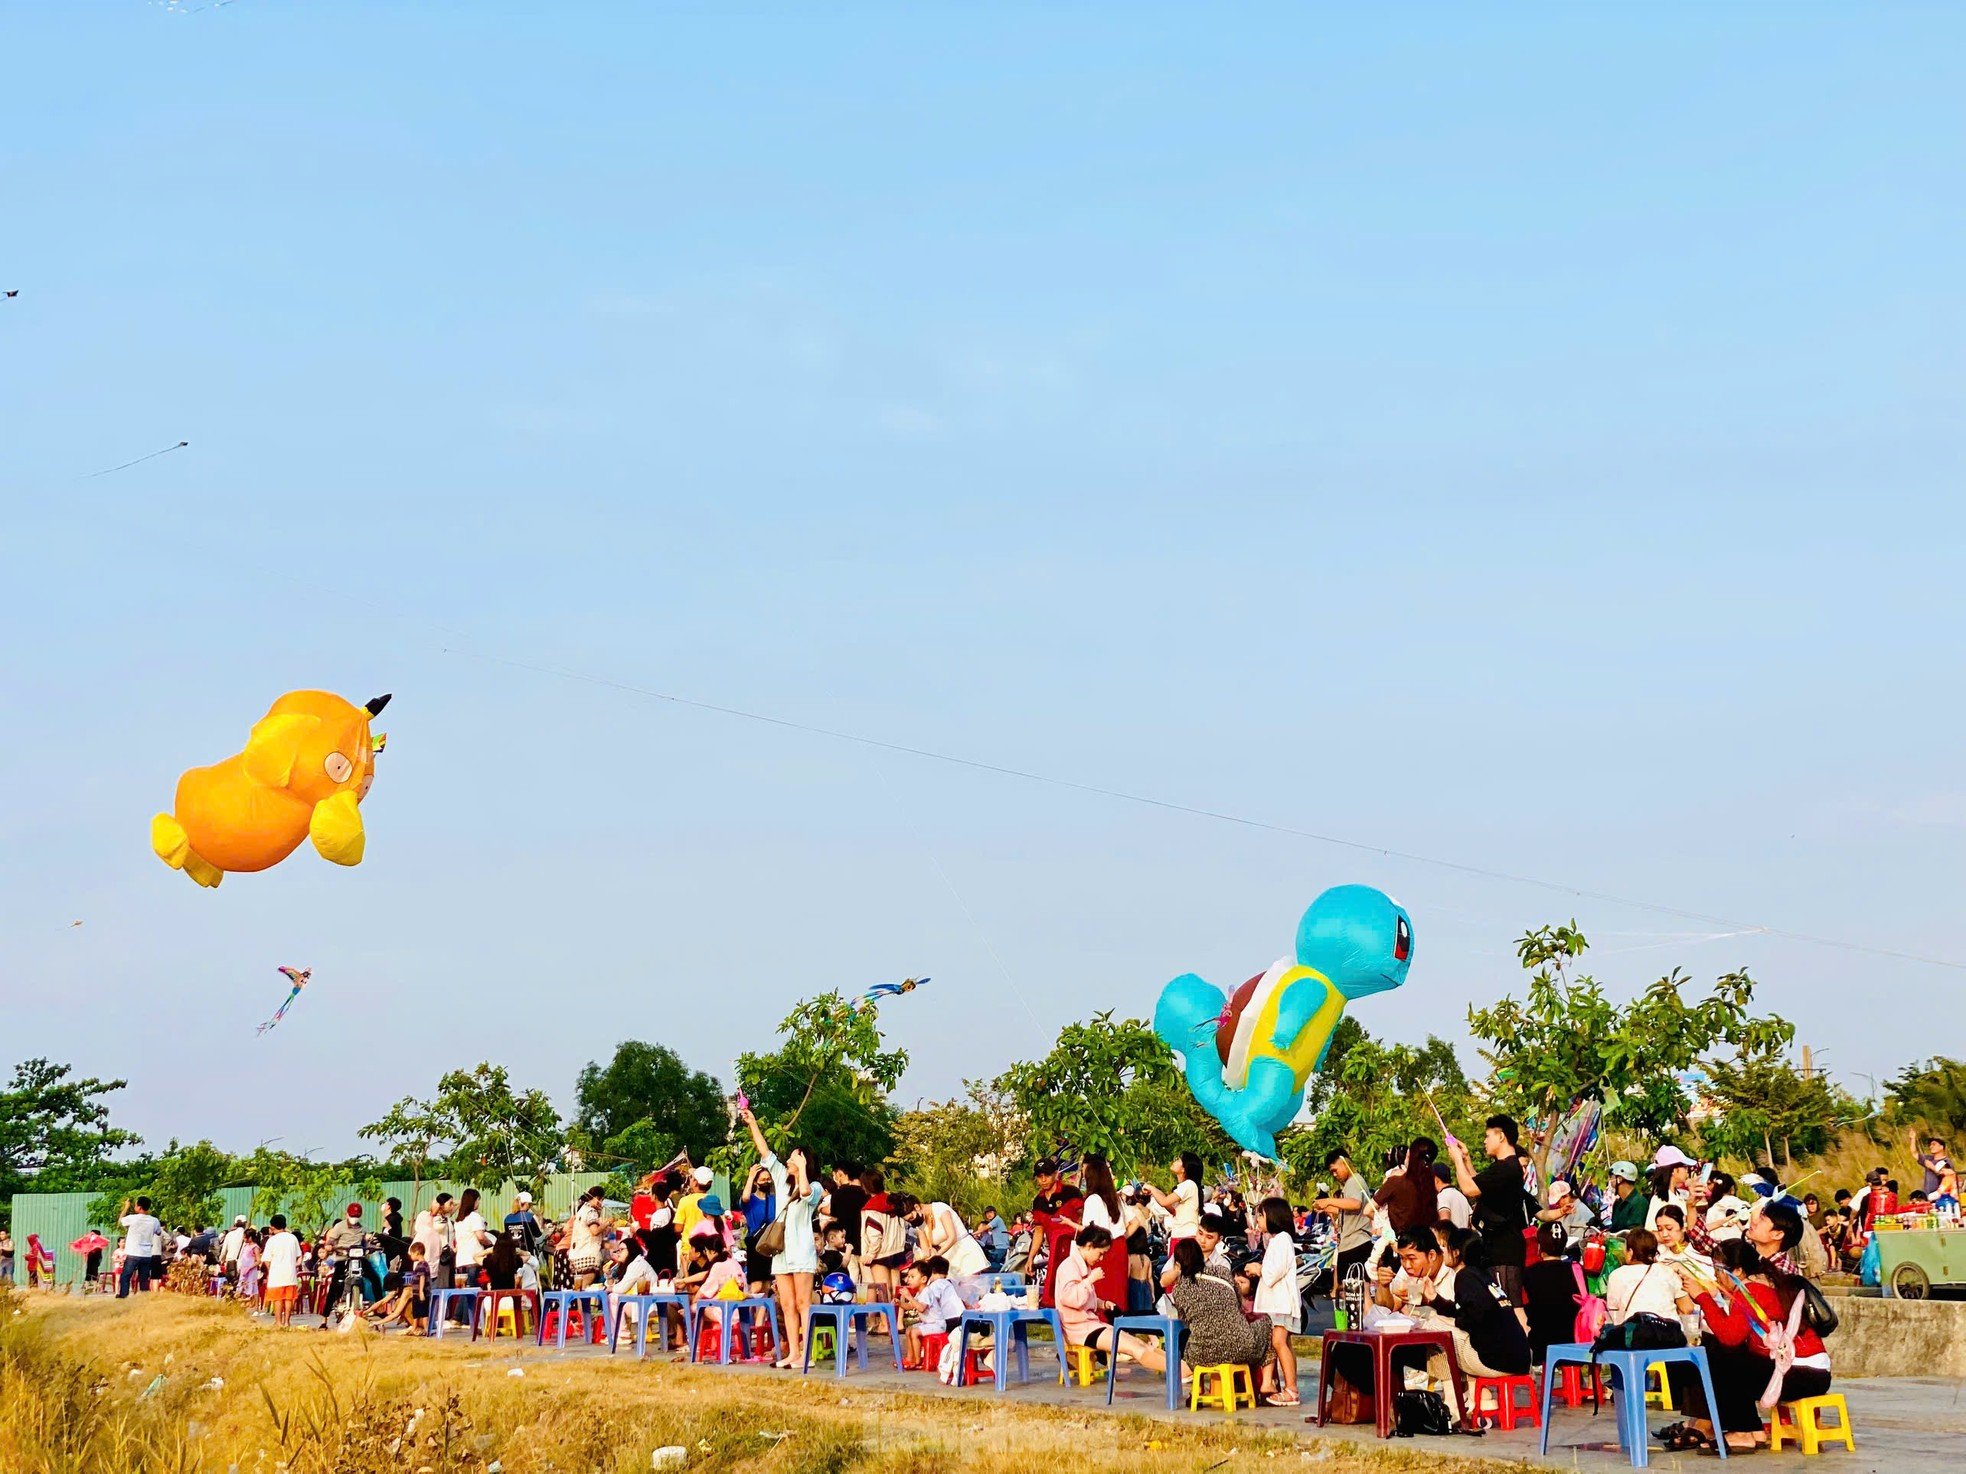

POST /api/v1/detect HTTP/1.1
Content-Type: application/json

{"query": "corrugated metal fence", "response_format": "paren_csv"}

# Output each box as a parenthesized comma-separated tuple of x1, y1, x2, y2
(5, 1173, 680, 1287)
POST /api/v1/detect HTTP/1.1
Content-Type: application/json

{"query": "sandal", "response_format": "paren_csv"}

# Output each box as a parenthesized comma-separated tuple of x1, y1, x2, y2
(1654, 1422, 1691, 1443)
(1660, 1427, 1713, 1452)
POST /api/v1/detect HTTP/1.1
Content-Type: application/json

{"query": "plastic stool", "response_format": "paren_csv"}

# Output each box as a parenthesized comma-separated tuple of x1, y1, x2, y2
(1645, 1361, 1672, 1410)
(1190, 1364, 1256, 1413)
(1470, 1374, 1541, 1430)
(1066, 1343, 1103, 1387)
(918, 1331, 984, 1384)
(1556, 1363, 1607, 1407)
(810, 1325, 836, 1363)
(1768, 1395, 1855, 1455)
(694, 1319, 723, 1362)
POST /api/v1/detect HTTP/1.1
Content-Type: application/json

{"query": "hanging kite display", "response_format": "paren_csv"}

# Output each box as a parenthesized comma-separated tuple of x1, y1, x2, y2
(848, 976, 930, 1013)
(151, 690, 390, 887)
(1154, 884, 1413, 1158)
(256, 966, 312, 1034)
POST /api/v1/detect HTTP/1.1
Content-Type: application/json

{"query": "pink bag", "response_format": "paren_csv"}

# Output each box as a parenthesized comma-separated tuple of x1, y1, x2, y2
(1571, 1261, 1608, 1344)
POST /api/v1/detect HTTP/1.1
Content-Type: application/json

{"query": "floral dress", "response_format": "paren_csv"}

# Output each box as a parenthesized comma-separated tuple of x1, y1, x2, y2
(1170, 1270, 1272, 1370)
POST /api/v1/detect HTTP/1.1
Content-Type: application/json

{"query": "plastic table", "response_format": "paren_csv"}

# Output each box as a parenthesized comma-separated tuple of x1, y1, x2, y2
(693, 1296, 784, 1365)
(426, 1288, 481, 1339)
(1106, 1315, 1185, 1410)
(802, 1302, 905, 1376)
(609, 1292, 691, 1357)
(476, 1288, 539, 1341)
(953, 1307, 1069, 1392)
(1314, 1325, 1469, 1438)
(1540, 1342, 1726, 1468)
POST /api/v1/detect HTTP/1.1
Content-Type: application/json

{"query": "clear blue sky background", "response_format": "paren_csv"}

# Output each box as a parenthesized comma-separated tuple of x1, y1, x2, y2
(4, 3, 1961, 1162)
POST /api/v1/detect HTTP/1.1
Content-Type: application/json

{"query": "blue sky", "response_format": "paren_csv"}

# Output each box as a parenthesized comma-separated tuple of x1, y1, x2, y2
(3, 3, 1961, 1161)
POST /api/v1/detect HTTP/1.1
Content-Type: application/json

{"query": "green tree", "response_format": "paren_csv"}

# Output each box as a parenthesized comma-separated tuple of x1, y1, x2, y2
(86, 1139, 239, 1231)
(433, 1064, 563, 1195)
(995, 1011, 1236, 1175)
(1468, 923, 1793, 1182)
(730, 992, 908, 1173)
(356, 1094, 449, 1214)
(1278, 1018, 1478, 1188)
(1696, 1042, 1865, 1168)
(1886, 1057, 1966, 1137)
(888, 1081, 1028, 1215)
(573, 1041, 726, 1170)
(0, 1058, 140, 1227)
(246, 1151, 383, 1236)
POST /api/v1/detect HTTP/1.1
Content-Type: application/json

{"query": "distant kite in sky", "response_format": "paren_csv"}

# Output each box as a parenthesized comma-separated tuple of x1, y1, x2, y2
(850, 976, 929, 1013)
(256, 966, 311, 1034)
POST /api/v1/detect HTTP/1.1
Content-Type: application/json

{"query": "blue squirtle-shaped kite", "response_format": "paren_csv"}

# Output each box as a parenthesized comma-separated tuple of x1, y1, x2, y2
(1153, 885, 1414, 1158)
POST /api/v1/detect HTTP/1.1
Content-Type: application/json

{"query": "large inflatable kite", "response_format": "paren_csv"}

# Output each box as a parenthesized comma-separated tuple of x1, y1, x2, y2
(1154, 884, 1413, 1157)
(151, 690, 389, 888)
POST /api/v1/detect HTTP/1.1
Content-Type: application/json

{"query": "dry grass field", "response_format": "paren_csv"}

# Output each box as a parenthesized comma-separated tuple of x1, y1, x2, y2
(0, 1290, 1526, 1474)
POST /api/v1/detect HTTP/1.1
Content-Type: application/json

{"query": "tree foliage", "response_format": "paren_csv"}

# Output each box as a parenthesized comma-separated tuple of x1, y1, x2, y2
(1278, 1017, 1479, 1187)
(887, 1081, 1028, 1214)
(1468, 923, 1793, 1180)
(0, 1058, 139, 1227)
(245, 1149, 383, 1234)
(573, 1041, 727, 1174)
(356, 1063, 562, 1200)
(730, 991, 908, 1173)
(995, 1011, 1236, 1174)
(85, 1138, 237, 1231)
(1886, 1057, 1966, 1137)
(1696, 1042, 1866, 1168)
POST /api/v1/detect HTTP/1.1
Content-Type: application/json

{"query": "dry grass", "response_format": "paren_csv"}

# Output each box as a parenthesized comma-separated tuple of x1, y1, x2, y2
(0, 1291, 1528, 1474)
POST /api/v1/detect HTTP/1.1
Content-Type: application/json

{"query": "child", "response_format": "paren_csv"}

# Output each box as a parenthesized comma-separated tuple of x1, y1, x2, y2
(818, 1222, 856, 1283)
(367, 1242, 430, 1331)
(900, 1255, 965, 1369)
(237, 1229, 263, 1306)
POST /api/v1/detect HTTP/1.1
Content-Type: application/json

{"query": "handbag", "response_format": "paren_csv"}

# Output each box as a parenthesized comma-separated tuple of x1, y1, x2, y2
(751, 1207, 790, 1259)
(1392, 1389, 1453, 1437)
(1796, 1277, 1839, 1338)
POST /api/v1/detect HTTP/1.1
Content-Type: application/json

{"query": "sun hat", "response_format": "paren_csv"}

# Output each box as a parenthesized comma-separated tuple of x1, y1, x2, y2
(698, 1194, 725, 1218)
(1652, 1145, 1695, 1169)
(688, 1219, 721, 1241)
(1547, 1180, 1572, 1204)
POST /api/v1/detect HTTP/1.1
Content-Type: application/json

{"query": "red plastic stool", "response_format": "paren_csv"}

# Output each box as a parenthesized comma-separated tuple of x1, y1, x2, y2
(1470, 1374, 1541, 1430)
(1556, 1363, 1607, 1408)
(540, 1306, 603, 1345)
(917, 1332, 986, 1385)
(694, 1319, 724, 1362)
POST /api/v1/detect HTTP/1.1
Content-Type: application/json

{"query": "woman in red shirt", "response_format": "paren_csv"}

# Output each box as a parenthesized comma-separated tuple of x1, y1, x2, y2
(1668, 1204, 1831, 1454)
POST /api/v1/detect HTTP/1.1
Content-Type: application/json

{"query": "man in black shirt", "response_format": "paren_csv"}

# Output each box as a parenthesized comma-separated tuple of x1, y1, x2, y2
(827, 1163, 868, 1259)
(1447, 1113, 1531, 1305)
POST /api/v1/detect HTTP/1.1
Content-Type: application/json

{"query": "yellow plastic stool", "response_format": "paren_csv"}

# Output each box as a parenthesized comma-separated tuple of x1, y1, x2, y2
(1768, 1394, 1855, 1455)
(495, 1301, 520, 1337)
(1066, 1342, 1102, 1387)
(1190, 1363, 1257, 1413)
(1645, 1361, 1672, 1410)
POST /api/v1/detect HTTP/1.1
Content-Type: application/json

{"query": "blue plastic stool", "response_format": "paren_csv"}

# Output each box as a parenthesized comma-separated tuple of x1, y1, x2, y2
(1540, 1342, 1727, 1468)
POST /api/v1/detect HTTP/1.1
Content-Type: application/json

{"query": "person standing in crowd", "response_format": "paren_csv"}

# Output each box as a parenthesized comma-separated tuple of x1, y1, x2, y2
(1067, 1154, 1131, 1309)
(1144, 1152, 1203, 1244)
(1447, 1116, 1532, 1305)
(1537, 1179, 1595, 1250)
(262, 1214, 301, 1328)
(860, 1168, 908, 1303)
(568, 1186, 606, 1288)
(738, 1163, 778, 1295)
(502, 1191, 542, 1255)
(1032, 1157, 1087, 1306)
(220, 1215, 249, 1280)
(1253, 1196, 1301, 1405)
(451, 1189, 493, 1288)
(414, 1193, 455, 1289)
(738, 1104, 822, 1369)
(828, 1163, 868, 1266)
(1314, 1149, 1375, 1301)
(907, 1196, 990, 1279)
(0, 1228, 14, 1286)
(1433, 1161, 1472, 1229)
(1645, 1146, 1695, 1229)
(677, 1166, 715, 1243)
(1702, 1171, 1752, 1242)
(1914, 1133, 1959, 1211)
(1375, 1138, 1440, 1234)
(72, 1228, 109, 1290)
(1604, 1160, 1648, 1230)
(117, 1196, 164, 1297)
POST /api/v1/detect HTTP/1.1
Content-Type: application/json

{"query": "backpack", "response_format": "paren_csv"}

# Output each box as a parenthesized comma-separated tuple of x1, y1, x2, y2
(1392, 1389, 1454, 1437)
(1571, 1261, 1608, 1344)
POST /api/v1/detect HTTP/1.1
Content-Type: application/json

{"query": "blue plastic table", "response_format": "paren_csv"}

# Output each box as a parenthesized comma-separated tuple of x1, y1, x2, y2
(609, 1291, 693, 1358)
(802, 1302, 905, 1376)
(693, 1296, 784, 1365)
(953, 1307, 1068, 1392)
(1106, 1315, 1185, 1410)
(1540, 1342, 1726, 1468)
(426, 1288, 480, 1338)
(536, 1288, 610, 1347)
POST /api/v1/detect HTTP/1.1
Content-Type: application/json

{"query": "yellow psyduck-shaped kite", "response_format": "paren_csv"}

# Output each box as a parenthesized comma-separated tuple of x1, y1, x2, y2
(151, 690, 390, 888)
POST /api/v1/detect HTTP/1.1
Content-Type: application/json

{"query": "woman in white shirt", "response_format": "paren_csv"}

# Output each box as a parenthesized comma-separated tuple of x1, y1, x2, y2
(1604, 1229, 1694, 1334)
(1253, 1197, 1301, 1406)
(453, 1189, 494, 1288)
(1649, 1207, 1713, 1342)
(1145, 1151, 1204, 1243)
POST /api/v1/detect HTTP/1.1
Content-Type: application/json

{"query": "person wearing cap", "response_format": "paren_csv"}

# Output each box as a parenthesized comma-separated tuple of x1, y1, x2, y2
(1536, 1179, 1594, 1249)
(1605, 1160, 1648, 1231)
(1645, 1145, 1695, 1231)
(316, 1202, 369, 1327)
(503, 1191, 543, 1256)
(220, 1214, 250, 1275)
(676, 1165, 715, 1245)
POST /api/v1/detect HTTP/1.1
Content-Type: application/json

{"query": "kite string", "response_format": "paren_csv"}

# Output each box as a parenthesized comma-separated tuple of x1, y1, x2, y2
(88, 441, 188, 478)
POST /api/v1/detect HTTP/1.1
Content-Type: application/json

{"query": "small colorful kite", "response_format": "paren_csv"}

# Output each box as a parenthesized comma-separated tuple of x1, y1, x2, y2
(256, 965, 312, 1034)
(850, 975, 929, 1012)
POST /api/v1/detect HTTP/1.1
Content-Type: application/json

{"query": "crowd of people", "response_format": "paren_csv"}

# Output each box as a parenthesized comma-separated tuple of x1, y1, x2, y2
(7, 1114, 1951, 1443)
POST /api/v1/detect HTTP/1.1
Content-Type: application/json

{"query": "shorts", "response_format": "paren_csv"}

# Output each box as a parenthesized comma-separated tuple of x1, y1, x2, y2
(871, 1252, 908, 1270)
(744, 1251, 772, 1286)
(266, 1285, 299, 1309)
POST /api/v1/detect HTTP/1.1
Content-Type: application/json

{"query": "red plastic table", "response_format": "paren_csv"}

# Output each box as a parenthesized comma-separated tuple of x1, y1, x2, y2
(1314, 1326, 1470, 1439)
